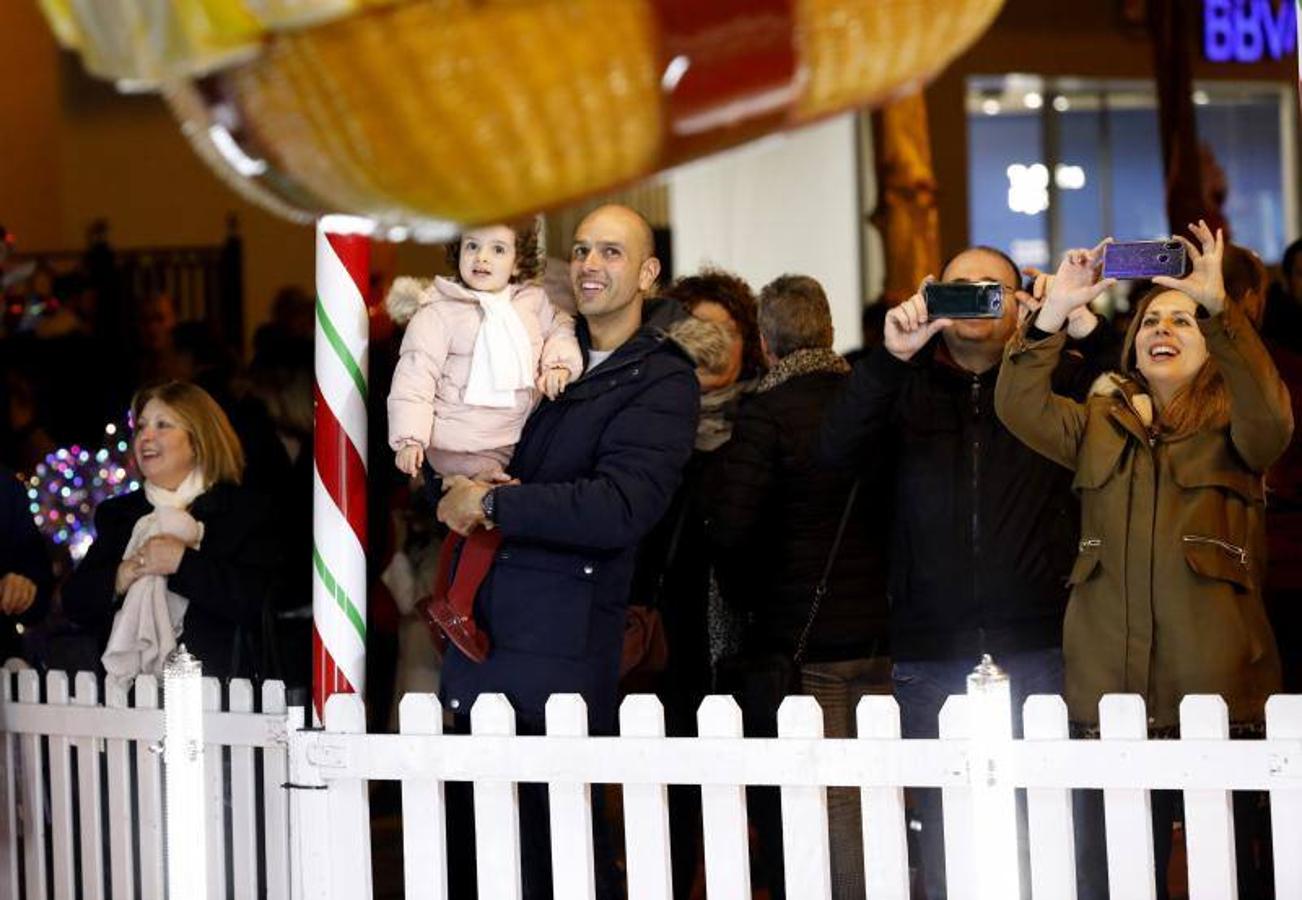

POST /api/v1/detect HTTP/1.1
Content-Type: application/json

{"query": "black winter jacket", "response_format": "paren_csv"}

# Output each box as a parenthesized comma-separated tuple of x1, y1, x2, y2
(0, 467, 53, 662)
(62, 482, 283, 680)
(706, 370, 889, 662)
(819, 327, 1115, 661)
(440, 299, 700, 732)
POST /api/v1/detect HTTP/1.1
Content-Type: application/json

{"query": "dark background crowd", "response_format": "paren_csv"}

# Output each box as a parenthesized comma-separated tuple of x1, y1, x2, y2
(3, 218, 1302, 900)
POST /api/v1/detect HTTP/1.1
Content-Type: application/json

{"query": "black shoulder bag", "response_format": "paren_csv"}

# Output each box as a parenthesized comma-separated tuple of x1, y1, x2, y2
(716, 478, 861, 731)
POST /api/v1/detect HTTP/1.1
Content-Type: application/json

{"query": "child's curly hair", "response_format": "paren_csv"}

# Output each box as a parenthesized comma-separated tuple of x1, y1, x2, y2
(444, 217, 544, 285)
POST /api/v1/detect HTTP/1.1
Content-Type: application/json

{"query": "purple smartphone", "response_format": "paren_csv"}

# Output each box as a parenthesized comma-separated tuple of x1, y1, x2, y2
(1102, 240, 1187, 280)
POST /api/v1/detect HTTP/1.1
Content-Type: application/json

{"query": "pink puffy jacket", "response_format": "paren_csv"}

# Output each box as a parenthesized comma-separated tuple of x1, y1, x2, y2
(387, 276, 583, 455)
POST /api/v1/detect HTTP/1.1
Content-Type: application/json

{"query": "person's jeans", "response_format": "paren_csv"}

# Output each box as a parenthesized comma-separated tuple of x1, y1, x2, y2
(893, 647, 1065, 900)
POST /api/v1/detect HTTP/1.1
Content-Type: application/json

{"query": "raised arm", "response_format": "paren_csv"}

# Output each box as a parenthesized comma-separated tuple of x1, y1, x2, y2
(995, 245, 1114, 469)
(1200, 303, 1294, 471)
(1152, 222, 1293, 472)
(995, 330, 1089, 470)
(818, 284, 947, 469)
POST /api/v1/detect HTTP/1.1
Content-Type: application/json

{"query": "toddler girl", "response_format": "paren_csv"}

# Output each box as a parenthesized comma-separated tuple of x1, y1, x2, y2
(387, 218, 582, 661)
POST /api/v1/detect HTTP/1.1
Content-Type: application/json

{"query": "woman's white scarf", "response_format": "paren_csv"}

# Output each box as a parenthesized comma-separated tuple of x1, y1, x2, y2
(462, 286, 535, 408)
(101, 469, 206, 688)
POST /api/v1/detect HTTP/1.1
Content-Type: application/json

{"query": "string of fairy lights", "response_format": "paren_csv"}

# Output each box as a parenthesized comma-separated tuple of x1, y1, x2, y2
(23, 417, 137, 561)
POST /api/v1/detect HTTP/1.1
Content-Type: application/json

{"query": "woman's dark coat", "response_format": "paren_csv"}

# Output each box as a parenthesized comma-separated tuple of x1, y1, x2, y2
(62, 482, 283, 681)
(439, 300, 700, 732)
(706, 369, 890, 661)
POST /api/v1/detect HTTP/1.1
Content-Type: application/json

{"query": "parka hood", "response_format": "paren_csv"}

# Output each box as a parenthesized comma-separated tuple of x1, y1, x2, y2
(386, 275, 533, 325)
(384, 276, 431, 326)
(1088, 372, 1154, 429)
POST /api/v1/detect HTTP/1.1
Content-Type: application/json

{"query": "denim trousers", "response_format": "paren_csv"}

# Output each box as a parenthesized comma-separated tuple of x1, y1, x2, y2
(892, 647, 1065, 900)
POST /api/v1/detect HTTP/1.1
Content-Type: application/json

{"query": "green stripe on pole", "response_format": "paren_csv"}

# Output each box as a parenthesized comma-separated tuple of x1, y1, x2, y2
(316, 295, 368, 402)
(312, 543, 367, 643)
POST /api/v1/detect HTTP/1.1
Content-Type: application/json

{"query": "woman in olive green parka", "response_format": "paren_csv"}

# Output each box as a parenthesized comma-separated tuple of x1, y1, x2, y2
(995, 223, 1292, 732)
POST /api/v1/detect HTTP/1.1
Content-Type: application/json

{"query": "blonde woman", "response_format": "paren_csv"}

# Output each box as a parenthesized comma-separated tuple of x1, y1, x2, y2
(64, 382, 282, 681)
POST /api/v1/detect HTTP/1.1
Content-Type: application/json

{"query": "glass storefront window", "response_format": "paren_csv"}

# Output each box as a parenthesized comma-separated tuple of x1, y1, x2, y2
(968, 108, 1049, 268)
(1198, 96, 1288, 261)
(966, 76, 1296, 269)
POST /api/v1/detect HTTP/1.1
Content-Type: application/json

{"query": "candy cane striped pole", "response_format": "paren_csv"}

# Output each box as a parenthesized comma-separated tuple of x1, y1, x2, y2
(313, 214, 375, 723)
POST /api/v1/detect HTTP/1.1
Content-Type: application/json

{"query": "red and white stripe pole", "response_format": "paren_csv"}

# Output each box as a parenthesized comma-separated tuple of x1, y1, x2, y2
(313, 215, 375, 722)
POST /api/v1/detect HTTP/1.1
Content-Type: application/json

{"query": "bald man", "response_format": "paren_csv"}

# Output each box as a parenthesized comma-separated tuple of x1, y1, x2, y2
(435, 204, 698, 898)
(820, 245, 1118, 899)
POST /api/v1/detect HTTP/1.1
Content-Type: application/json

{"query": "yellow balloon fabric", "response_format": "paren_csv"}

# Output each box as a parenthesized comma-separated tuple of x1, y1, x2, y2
(38, 0, 1005, 231)
(35, 0, 408, 84)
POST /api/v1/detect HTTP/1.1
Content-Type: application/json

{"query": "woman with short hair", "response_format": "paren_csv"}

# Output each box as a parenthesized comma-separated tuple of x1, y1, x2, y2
(63, 381, 283, 681)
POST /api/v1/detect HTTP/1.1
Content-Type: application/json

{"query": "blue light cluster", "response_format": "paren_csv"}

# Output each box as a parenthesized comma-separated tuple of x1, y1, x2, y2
(23, 417, 136, 561)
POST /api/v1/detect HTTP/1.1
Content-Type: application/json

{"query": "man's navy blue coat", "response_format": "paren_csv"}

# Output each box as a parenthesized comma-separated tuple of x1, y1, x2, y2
(440, 300, 700, 731)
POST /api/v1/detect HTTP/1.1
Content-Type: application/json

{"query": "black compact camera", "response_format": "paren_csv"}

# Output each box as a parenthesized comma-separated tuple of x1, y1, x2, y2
(922, 281, 1005, 319)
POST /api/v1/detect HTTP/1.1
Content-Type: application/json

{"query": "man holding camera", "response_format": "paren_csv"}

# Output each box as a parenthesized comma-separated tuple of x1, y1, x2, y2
(820, 245, 1113, 898)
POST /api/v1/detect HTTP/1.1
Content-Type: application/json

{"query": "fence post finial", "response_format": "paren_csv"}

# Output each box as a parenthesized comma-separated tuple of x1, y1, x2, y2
(966, 654, 1021, 900)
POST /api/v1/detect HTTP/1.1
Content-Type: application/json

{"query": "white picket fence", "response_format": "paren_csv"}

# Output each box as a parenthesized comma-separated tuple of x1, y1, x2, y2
(299, 691, 1302, 900)
(3, 668, 1302, 900)
(0, 667, 295, 900)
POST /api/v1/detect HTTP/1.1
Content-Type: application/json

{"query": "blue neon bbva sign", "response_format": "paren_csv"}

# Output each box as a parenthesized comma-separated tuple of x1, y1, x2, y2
(1204, 0, 1298, 62)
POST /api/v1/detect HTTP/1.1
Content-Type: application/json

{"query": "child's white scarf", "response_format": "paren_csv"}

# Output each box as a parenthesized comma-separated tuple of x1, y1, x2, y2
(463, 286, 534, 408)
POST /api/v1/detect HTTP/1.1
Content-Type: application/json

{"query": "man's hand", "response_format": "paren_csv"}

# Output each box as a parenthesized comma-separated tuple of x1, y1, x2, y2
(1153, 220, 1226, 316)
(1037, 240, 1116, 333)
(884, 278, 952, 363)
(395, 444, 423, 478)
(136, 535, 187, 576)
(0, 573, 37, 616)
(438, 475, 490, 537)
(537, 367, 571, 400)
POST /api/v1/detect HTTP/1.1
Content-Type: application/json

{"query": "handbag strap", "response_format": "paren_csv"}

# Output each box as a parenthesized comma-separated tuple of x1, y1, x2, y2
(648, 498, 692, 611)
(792, 477, 861, 665)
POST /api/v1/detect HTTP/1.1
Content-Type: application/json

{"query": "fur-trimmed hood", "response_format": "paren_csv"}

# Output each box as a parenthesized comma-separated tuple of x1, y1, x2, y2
(384, 276, 433, 326)
(665, 314, 732, 374)
(573, 296, 733, 372)
(385, 275, 535, 326)
(1088, 371, 1154, 429)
